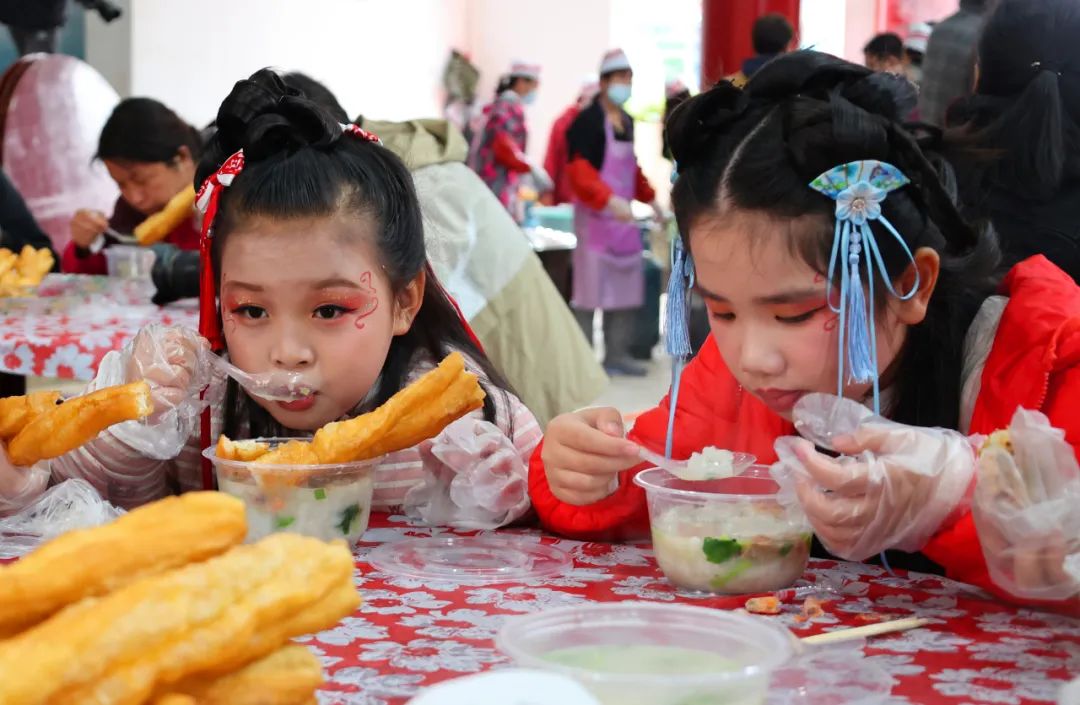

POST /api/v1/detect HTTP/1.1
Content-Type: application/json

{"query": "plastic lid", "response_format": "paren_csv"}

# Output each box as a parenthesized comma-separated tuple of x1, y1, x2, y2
(367, 535, 572, 585)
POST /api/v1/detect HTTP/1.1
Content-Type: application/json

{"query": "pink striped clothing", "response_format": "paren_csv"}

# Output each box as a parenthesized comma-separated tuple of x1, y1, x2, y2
(31, 351, 540, 519)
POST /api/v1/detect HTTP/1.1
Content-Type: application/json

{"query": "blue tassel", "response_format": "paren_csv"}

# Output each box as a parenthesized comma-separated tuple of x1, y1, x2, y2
(663, 238, 694, 459)
(664, 239, 693, 359)
(845, 226, 875, 383)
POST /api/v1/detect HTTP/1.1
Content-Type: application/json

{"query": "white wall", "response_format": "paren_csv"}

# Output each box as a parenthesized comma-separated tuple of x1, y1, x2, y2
(465, 0, 614, 163)
(123, 0, 468, 127)
(82, 0, 683, 198)
(84, 0, 132, 95)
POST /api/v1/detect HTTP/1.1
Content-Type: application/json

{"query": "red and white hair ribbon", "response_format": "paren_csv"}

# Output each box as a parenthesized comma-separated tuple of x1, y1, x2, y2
(196, 149, 245, 352)
(342, 123, 381, 144)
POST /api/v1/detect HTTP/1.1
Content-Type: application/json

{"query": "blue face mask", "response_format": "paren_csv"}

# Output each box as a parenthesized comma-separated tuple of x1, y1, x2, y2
(523, 90, 538, 106)
(606, 83, 631, 106)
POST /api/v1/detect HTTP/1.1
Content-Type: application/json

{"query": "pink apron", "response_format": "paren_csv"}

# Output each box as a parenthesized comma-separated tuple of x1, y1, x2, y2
(571, 117, 644, 311)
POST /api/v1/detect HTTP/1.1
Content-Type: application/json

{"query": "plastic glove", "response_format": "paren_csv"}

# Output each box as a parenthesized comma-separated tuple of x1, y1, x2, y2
(771, 394, 976, 561)
(403, 417, 531, 530)
(90, 324, 211, 459)
(0, 479, 122, 558)
(0, 442, 49, 518)
(528, 163, 554, 193)
(650, 200, 671, 226)
(972, 408, 1080, 601)
(604, 195, 634, 223)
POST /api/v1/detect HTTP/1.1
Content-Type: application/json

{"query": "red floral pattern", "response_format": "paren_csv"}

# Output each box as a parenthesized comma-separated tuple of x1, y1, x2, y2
(307, 514, 1080, 705)
(0, 275, 197, 380)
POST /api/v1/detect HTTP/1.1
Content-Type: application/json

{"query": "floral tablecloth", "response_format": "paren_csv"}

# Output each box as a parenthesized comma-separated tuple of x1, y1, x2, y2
(306, 515, 1080, 705)
(0, 275, 197, 380)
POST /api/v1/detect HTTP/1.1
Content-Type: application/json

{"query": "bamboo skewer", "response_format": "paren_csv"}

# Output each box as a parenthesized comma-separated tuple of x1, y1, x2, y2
(801, 617, 930, 645)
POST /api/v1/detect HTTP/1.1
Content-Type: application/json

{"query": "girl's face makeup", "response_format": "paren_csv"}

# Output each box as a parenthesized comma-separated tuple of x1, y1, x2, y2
(689, 211, 909, 420)
(219, 214, 412, 430)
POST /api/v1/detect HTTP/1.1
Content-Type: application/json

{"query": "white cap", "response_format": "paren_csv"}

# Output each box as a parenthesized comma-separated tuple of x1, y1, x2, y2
(600, 48, 632, 75)
(508, 60, 541, 81)
(905, 23, 932, 54)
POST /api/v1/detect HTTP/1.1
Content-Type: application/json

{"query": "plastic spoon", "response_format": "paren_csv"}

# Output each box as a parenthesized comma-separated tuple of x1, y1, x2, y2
(637, 445, 756, 482)
(209, 356, 317, 402)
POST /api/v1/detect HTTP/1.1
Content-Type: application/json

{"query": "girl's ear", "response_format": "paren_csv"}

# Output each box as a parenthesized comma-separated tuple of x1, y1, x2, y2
(894, 247, 940, 325)
(392, 268, 425, 336)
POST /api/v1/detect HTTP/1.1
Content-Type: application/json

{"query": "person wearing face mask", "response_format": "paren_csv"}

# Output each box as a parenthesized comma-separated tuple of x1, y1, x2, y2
(469, 61, 552, 220)
(564, 49, 663, 377)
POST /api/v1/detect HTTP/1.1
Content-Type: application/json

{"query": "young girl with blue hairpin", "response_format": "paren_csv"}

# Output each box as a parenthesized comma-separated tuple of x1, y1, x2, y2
(530, 51, 1080, 611)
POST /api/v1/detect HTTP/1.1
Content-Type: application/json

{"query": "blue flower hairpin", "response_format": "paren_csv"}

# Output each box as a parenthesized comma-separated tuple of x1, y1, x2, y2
(809, 160, 920, 415)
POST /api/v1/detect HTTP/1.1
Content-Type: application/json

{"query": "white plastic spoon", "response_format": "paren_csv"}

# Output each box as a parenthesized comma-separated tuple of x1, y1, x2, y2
(209, 356, 318, 402)
(637, 445, 756, 481)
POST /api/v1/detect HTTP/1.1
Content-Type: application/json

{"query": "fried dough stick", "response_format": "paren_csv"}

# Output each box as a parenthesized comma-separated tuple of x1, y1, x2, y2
(155, 645, 323, 705)
(311, 352, 485, 464)
(0, 534, 358, 705)
(135, 186, 196, 245)
(0, 390, 61, 440)
(215, 436, 270, 462)
(7, 381, 153, 467)
(0, 492, 246, 637)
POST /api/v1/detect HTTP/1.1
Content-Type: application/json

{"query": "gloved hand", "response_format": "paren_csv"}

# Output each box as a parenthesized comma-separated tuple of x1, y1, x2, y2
(771, 394, 976, 561)
(528, 163, 554, 193)
(403, 417, 531, 530)
(972, 408, 1080, 601)
(149, 244, 200, 306)
(650, 200, 671, 226)
(605, 195, 634, 223)
(0, 443, 49, 517)
(91, 324, 211, 459)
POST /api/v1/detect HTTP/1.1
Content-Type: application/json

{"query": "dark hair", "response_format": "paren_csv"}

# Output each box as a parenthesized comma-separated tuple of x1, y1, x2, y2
(197, 69, 513, 438)
(667, 50, 1000, 431)
(864, 33, 904, 60)
(281, 72, 349, 123)
(494, 74, 534, 99)
(600, 69, 633, 83)
(97, 97, 202, 164)
(663, 89, 692, 159)
(947, 0, 1080, 203)
(752, 13, 794, 55)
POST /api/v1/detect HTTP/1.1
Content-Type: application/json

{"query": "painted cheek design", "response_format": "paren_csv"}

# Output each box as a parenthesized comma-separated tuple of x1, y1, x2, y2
(823, 312, 839, 332)
(354, 272, 380, 330)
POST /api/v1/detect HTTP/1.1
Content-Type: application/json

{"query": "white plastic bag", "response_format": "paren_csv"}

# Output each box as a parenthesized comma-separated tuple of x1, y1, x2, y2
(972, 408, 1080, 601)
(404, 417, 530, 530)
(0, 479, 122, 558)
(772, 394, 976, 561)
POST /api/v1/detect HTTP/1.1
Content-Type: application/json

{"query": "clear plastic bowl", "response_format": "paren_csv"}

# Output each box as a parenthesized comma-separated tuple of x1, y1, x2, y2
(202, 438, 375, 547)
(1060, 676, 1080, 705)
(635, 466, 812, 594)
(104, 245, 155, 279)
(496, 602, 796, 705)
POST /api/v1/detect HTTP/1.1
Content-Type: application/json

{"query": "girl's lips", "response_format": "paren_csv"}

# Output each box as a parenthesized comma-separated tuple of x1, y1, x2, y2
(754, 389, 805, 413)
(276, 394, 317, 412)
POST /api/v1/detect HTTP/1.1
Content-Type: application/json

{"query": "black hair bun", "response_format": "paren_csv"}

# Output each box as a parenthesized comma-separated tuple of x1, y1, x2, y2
(842, 71, 917, 122)
(214, 69, 342, 162)
(666, 81, 744, 168)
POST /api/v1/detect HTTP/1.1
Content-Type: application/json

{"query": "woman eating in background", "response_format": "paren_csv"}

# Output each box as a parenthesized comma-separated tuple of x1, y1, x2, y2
(62, 98, 201, 274)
